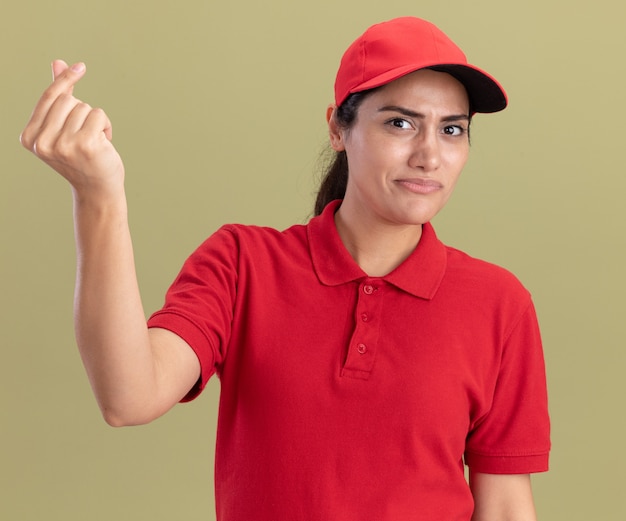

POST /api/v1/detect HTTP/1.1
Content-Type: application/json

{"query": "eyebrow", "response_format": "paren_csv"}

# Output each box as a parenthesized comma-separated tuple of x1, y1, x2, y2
(378, 105, 470, 122)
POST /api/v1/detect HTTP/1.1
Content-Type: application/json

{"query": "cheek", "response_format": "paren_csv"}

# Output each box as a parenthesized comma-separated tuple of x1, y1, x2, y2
(444, 144, 469, 171)
(344, 137, 379, 174)
(350, 142, 406, 179)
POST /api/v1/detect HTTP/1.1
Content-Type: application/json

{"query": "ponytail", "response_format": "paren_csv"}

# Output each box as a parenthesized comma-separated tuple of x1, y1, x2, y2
(314, 151, 348, 216)
(313, 89, 378, 216)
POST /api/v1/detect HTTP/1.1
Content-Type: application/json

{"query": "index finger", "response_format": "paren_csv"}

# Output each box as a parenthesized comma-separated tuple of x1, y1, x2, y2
(25, 61, 87, 132)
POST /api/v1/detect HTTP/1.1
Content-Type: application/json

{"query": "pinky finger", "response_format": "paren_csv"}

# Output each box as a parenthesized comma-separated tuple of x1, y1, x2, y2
(80, 107, 113, 142)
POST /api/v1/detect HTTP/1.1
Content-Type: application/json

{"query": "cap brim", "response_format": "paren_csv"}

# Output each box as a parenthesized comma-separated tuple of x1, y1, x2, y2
(348, 63, 507, 114)
(429, 64, 507, 113)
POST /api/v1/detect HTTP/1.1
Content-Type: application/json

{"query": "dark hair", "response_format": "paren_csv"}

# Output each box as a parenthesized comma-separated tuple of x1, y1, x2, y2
(314, 90, 376, 216)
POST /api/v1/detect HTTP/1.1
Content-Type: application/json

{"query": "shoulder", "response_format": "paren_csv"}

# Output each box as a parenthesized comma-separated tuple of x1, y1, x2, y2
(435, 244, 542, 350)
(438, 244, 533, 325)
(187, 221, 310, 269)
(209, 221, 308, 252)
(444, 245, 530, 296)
(219, 221, 307, 242)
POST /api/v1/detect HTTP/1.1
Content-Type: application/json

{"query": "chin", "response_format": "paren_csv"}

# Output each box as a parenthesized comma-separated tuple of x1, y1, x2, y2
(387, 212, 434, 227)
(392, 205, 441, 226)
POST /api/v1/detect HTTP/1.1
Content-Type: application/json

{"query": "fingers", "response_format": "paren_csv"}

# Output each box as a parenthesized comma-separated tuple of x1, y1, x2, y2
(21, 61, 87, 151)
(61, 101, 93, 135)
(28, 92, 81, 157)
(20, 60, 124, 191)
(32, 99, 112, 165)
(22, 60, 114, 166)
(32, 99, 89, 158)
(82, 107, 113, 142)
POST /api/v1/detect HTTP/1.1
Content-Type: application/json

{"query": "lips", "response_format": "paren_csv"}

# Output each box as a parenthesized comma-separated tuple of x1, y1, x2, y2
(395, 177, 443, 194)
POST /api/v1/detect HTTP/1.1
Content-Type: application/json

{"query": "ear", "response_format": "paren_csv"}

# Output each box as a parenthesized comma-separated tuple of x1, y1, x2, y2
(326, 104, 346, 152)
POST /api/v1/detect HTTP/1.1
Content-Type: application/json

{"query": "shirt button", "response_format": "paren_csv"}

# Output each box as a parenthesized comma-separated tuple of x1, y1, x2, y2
(361, 313, 369, 322)
(357, 343, 367, 354)
(363, 284, 374, 295)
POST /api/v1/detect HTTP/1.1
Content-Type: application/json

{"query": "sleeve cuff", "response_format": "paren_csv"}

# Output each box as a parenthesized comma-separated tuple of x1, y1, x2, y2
(147, 311, 217, 402)
(465, 451, 550, 474)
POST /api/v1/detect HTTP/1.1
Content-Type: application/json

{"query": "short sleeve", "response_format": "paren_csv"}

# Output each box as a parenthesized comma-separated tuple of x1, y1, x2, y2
(465, 300, 551, 473)
(148, 226, 240, 401)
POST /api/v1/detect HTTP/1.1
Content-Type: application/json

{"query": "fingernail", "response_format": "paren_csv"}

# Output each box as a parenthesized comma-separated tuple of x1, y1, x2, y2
(71, 62, 86, 73)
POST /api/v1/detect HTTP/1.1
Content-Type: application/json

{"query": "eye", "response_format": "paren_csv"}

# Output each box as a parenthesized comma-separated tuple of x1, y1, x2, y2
(388, 118, 412, 130)
(442, 125, 466, 136)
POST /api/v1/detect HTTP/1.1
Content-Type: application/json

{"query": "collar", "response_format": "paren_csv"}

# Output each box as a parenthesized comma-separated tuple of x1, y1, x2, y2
(307, 200, 447, 299)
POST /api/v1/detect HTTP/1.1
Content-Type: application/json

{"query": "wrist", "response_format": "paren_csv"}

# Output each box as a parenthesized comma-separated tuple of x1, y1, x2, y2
(71, 183, 128, 219)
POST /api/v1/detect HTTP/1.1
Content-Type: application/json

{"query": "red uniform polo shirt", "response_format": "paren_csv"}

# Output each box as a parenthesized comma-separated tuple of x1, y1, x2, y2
(148, 200, 550, 521)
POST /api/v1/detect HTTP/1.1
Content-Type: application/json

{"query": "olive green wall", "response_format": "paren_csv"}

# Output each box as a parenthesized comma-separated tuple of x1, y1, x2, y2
(2, 0, 625, 519)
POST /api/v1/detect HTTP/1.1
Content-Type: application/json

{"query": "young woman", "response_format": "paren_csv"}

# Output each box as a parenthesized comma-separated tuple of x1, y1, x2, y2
(21, 16, 550, 521)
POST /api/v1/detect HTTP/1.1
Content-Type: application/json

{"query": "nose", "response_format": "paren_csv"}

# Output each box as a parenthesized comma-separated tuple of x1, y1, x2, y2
(408, 131, 441, 172)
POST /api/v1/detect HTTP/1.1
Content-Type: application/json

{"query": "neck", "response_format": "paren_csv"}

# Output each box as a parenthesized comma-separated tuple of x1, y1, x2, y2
(334, 205, 423, 277)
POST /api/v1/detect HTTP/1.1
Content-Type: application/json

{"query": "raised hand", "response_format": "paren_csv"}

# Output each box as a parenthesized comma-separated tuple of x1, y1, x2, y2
(20, 60, 124, 197)
(19, 61, 200, 426)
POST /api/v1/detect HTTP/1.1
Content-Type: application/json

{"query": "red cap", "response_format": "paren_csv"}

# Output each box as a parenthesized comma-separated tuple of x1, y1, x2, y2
(334, 17, 507, 113)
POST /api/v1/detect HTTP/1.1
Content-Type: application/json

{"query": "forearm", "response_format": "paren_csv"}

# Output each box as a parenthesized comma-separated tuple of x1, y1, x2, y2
(72, 189, 161, 425)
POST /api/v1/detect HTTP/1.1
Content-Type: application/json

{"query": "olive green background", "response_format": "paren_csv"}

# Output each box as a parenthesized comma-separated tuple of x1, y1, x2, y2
(2, 0, 625, 519)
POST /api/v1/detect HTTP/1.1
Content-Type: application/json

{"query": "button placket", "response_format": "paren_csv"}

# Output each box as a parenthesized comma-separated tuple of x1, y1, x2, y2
(342, 280, 384, 379)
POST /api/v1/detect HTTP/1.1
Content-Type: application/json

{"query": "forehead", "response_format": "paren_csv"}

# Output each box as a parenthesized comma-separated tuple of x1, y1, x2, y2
(364, 69, 470, 113)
